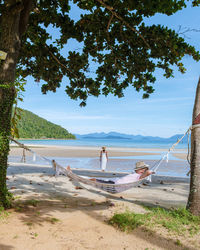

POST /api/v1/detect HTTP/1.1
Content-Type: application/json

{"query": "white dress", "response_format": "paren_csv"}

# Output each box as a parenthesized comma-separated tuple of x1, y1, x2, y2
(100, 152, 107, 171)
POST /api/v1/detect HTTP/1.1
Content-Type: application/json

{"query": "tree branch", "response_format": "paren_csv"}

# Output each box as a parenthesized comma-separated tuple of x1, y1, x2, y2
(19, 0, 34, 37)
(177, 25, 200, 39)
(107, 13, 114, 32)
(45, 45, 80, 80)
(96, 0, 150, 48)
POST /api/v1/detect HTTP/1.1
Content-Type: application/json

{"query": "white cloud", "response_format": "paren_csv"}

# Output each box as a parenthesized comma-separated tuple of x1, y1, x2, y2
(32, 110, 114, 121)
(62, 115, 111, 120)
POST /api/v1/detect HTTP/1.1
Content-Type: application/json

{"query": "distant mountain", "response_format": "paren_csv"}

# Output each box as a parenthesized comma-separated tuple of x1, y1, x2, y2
(75, 132, 188, 143)
(16, 109, 76, 139)
(82, 135, 131, 140)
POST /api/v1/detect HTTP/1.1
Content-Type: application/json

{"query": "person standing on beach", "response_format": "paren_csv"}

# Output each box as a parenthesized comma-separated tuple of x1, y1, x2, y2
(100, 146, 108, 171)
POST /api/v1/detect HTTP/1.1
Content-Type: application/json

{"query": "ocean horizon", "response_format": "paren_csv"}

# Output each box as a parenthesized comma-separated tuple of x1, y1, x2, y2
(14, 137, 188, 149)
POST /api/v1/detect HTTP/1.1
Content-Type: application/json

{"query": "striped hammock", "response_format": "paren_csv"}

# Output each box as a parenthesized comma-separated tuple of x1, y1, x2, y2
(54, 162, 152, 194)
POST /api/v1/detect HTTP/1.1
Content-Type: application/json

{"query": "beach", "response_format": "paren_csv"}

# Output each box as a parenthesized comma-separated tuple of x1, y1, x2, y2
(9, 144, 166, 157)
(2, 145, 198, 250)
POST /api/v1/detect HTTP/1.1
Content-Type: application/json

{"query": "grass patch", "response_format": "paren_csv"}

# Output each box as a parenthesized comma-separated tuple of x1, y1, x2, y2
(25, 199, 39, 207)
(0, 206, 10, 220)
(90, 201, 96, 206)
(15, 206, 22, 212)
(12, 199, 40, 211)
(14, 196, 21, 200)
(26, 221, 33, 227)
(34, 233, 38, 237)
(175, 239, 182, 246)
(35, 211, 41, 216)
(46, 217, 60, 224)
(108, 207, 200, 236)
(109, 212, 146, 232)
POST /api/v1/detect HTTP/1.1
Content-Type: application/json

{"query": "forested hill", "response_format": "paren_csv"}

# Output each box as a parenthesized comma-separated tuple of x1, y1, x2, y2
(16, 109, 76, 139)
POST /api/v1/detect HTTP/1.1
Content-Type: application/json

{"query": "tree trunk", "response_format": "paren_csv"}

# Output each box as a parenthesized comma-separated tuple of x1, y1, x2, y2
(0, 1, 33, 207)
(0, 89, 15, 207)
(187, 77, 200, 215)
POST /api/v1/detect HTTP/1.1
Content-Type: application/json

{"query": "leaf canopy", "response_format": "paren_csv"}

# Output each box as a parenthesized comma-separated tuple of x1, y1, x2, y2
(11, 0, 200, 106)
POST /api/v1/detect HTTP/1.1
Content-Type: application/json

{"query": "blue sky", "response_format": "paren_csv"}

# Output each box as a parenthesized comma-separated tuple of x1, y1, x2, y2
(19, 3, 200, 138)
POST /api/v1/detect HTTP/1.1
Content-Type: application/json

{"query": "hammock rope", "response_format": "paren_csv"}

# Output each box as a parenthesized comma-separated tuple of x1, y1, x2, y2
(8, 126, 194, 194)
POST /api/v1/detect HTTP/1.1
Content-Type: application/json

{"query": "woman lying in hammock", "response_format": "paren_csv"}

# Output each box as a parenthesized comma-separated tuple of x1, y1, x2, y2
(90, 161, 154, 184)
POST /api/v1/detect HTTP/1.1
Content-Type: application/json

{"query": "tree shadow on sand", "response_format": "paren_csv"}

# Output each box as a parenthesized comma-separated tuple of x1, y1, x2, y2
(0, 244, 14, 250)
(6, 174, 196, 249)
(72, 179, 189, 207)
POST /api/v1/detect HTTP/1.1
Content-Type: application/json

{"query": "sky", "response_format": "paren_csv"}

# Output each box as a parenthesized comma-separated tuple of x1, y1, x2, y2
(19, 3, 200, 138)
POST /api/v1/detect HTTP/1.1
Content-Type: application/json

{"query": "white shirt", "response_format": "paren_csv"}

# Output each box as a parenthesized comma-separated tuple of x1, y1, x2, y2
(114, 173, 141, 184)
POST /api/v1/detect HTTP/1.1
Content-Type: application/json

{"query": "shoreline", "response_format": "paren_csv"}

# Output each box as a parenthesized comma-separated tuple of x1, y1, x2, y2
(8, 144, 189, 179)
(9, 144, 188, 163)
(9, 144, 161, 157)
(10, 143, 188, 151)
(10, 143, 187, 153)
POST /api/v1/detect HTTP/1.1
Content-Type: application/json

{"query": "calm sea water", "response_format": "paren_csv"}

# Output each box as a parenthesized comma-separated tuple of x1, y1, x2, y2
(15, 138, 187, 149)
(8, 155, 190, 178)
(9, 138, 190, 177)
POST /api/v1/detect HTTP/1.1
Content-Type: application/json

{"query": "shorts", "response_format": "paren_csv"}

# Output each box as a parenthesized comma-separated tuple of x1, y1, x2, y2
(96, 179, 115, 184)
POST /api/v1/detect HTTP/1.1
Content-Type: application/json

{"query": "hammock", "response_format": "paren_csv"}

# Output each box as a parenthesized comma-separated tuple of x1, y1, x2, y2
(9, 126, 194, 194)
(54, 162, 154, 194)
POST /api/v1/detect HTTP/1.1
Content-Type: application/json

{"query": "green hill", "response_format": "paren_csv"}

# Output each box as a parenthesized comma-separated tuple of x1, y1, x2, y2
(16, 109, 76, 139)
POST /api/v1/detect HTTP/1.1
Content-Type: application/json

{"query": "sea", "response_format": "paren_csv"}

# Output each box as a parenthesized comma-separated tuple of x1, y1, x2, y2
(14, 137, 187, 149)
(9, 138, 190, 178)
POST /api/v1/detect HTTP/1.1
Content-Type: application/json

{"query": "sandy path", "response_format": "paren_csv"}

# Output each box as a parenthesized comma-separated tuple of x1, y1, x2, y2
(1, 162, 197, 250)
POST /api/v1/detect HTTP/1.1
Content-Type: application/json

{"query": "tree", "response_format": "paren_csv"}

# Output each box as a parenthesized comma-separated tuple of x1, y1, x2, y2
(0, 0, 200, 209)
(187, 77, 200, 215)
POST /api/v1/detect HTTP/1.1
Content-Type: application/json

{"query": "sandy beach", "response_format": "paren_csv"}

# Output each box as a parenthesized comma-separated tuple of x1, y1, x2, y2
(9, 144, 165, 157)
(1, 145, 198, 250)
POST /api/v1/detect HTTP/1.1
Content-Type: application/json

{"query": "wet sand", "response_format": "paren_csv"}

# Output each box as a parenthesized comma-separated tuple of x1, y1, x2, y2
(10, 144, 187, 158)
(9, 144, 189, 177)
